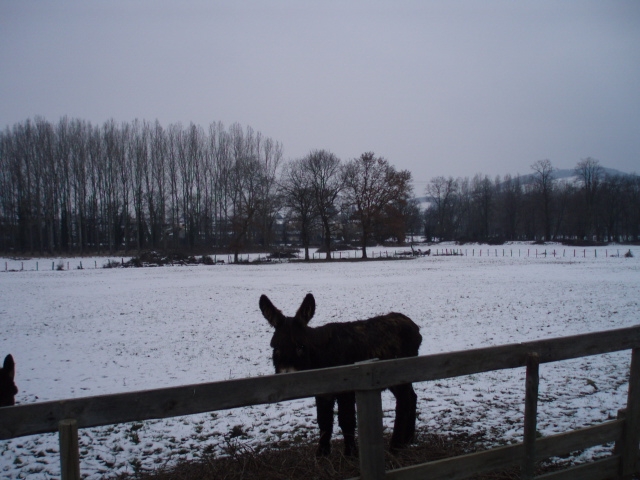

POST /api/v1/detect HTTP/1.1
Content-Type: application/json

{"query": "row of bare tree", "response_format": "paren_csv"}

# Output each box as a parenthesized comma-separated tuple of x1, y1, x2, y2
(0, 118, 283, 259)
(424, 159, 640, 244)
(0, 118, 415, 258)
(1, 118, 638, 258)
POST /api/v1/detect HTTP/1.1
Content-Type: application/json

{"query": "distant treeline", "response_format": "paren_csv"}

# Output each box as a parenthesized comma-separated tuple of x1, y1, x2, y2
(0, 117, 638, 257)
(423, 159, 640, 245)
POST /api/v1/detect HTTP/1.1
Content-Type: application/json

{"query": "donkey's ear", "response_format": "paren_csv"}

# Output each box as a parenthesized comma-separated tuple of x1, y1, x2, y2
(259, 295, 284, 328)
(295, 293, 315, 325)
(3, 355, 15, 380)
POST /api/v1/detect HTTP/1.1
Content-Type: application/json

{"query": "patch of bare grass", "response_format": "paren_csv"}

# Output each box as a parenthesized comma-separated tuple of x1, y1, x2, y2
(109, 428, 568, 480)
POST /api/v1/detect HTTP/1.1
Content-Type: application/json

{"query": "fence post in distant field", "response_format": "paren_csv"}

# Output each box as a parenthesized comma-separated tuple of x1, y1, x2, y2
(521, 353, 540, 479)
(59, 419, 80, 480)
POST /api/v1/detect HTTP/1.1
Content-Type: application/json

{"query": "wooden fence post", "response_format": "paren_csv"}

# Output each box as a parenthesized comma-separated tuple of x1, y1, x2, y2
(522, 353, 539, 480)
(620, 348, 640, 479)
(356, 388, 386, 480)
(59, 419, 80, 480)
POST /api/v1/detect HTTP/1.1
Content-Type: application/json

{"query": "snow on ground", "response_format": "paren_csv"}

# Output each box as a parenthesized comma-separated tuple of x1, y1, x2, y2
(0, 244, 638, 479)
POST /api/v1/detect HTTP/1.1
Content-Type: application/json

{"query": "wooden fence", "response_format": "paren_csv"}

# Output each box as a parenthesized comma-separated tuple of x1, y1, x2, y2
(1, 325, 639, 480)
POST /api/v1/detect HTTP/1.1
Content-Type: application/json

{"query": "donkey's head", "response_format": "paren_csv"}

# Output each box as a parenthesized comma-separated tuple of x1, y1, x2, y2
(0, 354, 18, 407)
(259, 294, 316, 373)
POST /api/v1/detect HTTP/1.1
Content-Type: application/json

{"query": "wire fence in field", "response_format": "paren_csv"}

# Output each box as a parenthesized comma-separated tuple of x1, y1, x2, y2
(428, 247, 636, 259)
(1, 246, 636, 272)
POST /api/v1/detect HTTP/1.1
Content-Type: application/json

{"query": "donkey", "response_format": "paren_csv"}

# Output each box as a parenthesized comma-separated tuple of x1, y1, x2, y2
(0, 354, 18, 407)
(259, 293, 422, 456)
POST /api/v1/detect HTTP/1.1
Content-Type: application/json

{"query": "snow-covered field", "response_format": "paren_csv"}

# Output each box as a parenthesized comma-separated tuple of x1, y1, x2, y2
(0, 244, 639, 479)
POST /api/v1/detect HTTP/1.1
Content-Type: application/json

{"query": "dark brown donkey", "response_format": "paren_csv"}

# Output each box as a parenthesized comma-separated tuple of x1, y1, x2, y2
(259, 293, 422, 456)
(0, 354, 18, 407)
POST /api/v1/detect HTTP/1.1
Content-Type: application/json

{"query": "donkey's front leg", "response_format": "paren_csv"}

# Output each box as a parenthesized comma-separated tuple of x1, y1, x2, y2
(315, 395, 335, 456)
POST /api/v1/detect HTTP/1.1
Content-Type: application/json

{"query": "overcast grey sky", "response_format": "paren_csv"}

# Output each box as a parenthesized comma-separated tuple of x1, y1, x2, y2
(1, 1, 639, 189)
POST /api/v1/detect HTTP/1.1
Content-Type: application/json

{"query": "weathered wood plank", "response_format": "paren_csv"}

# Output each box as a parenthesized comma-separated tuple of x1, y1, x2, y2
(522, 353, 540, 479)
(0, 364, 376, 439)
(355, 389, 385, 480)
(59, 419, 80, 480)
(620, 347, 640, 479)
(365, 324, 640, 391)
(355, 422, 623, 480)
(534, 456, 619, 480)
(535, 419, 623, 460)
(383, 443, 523, 480)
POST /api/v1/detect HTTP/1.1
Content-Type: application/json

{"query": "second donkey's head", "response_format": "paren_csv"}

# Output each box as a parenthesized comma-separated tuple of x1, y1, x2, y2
(259, 293, 316, 373)
(0, 354, 18, 407)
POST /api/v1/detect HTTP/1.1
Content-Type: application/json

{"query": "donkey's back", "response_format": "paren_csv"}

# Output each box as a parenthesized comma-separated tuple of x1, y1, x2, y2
(313, 312, 422, 367)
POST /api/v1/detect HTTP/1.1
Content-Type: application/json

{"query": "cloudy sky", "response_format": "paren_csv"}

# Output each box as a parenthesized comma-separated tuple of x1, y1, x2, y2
(1, 1, 638, 189)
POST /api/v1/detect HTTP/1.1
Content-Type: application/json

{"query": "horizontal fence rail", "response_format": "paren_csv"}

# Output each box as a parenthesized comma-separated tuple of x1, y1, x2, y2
(1, 325, 639, 479)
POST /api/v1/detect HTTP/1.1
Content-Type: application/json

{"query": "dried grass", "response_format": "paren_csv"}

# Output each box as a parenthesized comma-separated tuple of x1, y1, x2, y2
(110, 427, 568, 480)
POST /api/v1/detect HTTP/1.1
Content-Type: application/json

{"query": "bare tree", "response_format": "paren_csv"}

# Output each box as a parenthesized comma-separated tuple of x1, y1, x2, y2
(500, 174, 523, 241)
(471, 174, 494, 241)
(166, 123, 182, 249)
(574, 157, 603, 241)
(149, 120, 167, 249)
(303, 150, 343, 259)
(256, 137, 283, 248)
(130, 119, 148, 252)
(87, 124, 103, 252)
(35, 118, 57, 253)
(69, 119, 90, 253)
(229, 155, 264, 262)
(209, 121, 232, 247)
(530, 159, 555, 241)
(280, 159, 317, 260)
(425, 176, 459, 241)
(342, 152, 412, 258)
(102, 119, 124, 253)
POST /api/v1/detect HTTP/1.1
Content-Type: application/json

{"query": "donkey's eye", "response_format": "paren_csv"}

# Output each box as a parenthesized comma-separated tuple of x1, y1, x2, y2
(296, 345, 306, 356)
